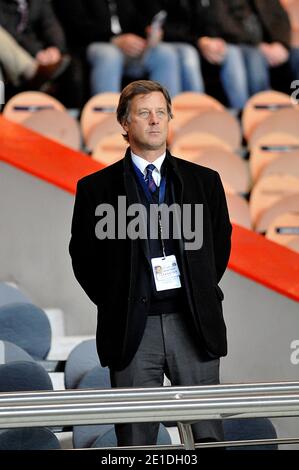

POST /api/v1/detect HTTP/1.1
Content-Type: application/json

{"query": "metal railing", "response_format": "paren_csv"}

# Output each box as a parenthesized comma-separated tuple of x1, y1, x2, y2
(1, 381, 299, 449)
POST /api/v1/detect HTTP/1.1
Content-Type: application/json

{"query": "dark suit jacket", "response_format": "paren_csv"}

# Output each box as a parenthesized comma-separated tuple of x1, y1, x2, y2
(137, 0, 196, 43)
(69, 149, 232, 370)
(0, 0, 66, 56)
(191, 0, 290, 48)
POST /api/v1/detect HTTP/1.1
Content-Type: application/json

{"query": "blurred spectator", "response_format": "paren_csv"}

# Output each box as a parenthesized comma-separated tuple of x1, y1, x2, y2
(139, 0, 204, 92)
(0, 25, 68, 88)
(191, 0, 291, 108)
(53, 0, 186, 97)
(280, 0, 299, 79)
(0, 0, 78, 105)
(0, 0, 67, 68)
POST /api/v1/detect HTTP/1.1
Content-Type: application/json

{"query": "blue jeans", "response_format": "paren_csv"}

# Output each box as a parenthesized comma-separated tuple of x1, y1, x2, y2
(220, 44, 270, 109)
(171, 42, 204, 92)
(87, 42, 182, 96)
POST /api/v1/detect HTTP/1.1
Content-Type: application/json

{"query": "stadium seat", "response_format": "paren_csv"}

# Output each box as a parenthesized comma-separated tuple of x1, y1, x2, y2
(64, 339, 100, 389)
(0, 340, 35, 364)
(266, 212, 299, 249)
(242, 90, 295, 141)
(171, 92, 224, 136)
(92, 133, 127, 165)
(171, 132, 232, 162)
(190, 147, 250, 195)
(226, 194, 252, 229)
(224, 417, 278, 450)
(260, 153, 299, 179)
(250, 174, 299, 228)
(0, 282, 31, 307)
(0, 360, 58, 450)
(249, 134, 299, 182)
(0, 428, 61, 450)
(172, 109, 242, 151)
(0, 302, 52, 360)
(80, 92, 120, 143)
(256, 193, 299, 233)
(91, 423, 171, 448)
(22, 109, 81, 150)
(0, 360, 53, 392)
(3, 91, 65, 124)
(249, 108, 299, 150)
(85, 115, 123, 153)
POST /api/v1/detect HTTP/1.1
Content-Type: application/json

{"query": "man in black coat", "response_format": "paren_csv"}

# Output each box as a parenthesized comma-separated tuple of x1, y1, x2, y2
(69, 80, 232, 446)
(191, 0, 291, 108)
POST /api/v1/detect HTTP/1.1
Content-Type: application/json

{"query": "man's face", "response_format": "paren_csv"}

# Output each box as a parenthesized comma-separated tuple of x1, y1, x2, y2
(123, 92, 169, 157)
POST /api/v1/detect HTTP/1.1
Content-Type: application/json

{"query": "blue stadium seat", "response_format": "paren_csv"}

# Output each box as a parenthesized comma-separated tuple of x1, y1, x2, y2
(0, 282, 31, 307)
(91, 423, 171, 448)
(0, 302, 51, 360)
(0, 340, 35, 364)
(0, 428, 61, 450)
(224, 417, 278, 450)
(0, 361, 53, 392)
(64, 339, 99, 389)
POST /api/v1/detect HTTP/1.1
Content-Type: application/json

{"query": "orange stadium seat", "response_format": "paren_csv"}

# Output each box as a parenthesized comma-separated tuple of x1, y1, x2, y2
(226, 193, 252, 229)
(170, 92, 224, 137)
(85, 115, 123, 153)
(249, 133, 299, 182)
(242, 91, 295, 141)
(250, 173, 299, 228)
(22, 109, 81, 151)
(3, 91, 65, 124)
(92, 132, 127, 165)
(189, 146, 250, 195)
(80, 92, 120, 144)
(171, 132, 232, 161)
(255, 193, 299, 233)
(171, 109, 242, 151)
(266, 212, 299, 252)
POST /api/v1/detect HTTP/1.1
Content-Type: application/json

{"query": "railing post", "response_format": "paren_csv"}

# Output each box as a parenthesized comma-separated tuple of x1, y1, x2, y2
(177, 422, 195, 450)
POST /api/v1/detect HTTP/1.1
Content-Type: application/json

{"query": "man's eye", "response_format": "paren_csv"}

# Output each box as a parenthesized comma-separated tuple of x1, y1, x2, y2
(139, 111, 149, 118)
(157, 111, 166, 117)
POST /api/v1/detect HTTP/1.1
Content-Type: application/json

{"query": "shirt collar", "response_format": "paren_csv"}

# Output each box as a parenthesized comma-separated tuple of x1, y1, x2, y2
(131, 151, 166, 177)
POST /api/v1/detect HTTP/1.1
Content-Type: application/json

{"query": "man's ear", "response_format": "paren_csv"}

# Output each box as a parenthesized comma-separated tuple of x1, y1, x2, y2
(122, 120, 129, 133)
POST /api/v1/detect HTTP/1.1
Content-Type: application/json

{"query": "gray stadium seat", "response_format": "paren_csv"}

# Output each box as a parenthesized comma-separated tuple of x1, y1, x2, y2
(91, 423, 171, 448)
(64, 339, 99, 389)
(0, 302, 51, 360)
(0, 282, 31, 307)
(0, 361, 53, 392)
(0, 340, 35, 364)
(223, 417, 278, 450)
(0, 428, 61, 450)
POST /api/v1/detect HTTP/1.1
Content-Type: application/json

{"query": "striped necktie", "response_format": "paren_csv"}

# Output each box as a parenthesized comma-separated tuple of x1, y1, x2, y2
(145, 164, 157, 193)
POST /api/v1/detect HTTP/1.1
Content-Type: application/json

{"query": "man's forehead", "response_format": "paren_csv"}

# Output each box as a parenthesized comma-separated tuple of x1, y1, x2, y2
(132, 92, 167, 108)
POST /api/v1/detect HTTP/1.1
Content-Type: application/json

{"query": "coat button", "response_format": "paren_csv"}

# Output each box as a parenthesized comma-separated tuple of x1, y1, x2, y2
(141, 297, 147, 304)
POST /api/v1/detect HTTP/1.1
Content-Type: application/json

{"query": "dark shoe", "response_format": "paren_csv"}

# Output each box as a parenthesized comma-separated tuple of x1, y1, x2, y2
(25, 55, 71, 90)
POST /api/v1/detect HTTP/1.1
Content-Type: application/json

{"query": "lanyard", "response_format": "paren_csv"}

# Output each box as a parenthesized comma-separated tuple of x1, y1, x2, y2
(133, 163, 167, 258)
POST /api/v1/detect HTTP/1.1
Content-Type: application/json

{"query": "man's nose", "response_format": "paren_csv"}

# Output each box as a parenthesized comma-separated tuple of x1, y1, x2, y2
(149, 112, 159, 124)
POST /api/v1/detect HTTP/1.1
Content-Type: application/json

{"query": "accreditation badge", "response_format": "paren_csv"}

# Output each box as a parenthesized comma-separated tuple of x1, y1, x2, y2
(151, 255, 181, 292)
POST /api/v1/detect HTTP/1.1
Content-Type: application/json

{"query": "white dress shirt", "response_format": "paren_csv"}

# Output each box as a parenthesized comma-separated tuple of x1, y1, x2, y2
(131, 151, 166, 187)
